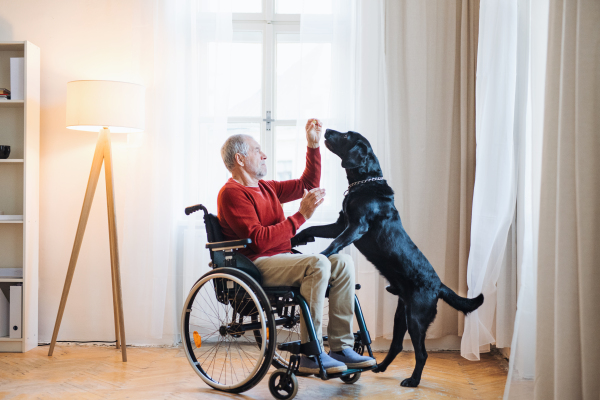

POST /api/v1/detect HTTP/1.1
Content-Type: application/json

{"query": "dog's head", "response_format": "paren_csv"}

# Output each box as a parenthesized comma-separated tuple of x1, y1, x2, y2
(324, 129, 374, 170)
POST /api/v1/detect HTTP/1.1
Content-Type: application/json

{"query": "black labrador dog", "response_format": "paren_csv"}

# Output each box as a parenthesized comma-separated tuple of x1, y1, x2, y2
(291, 129, 484, 387)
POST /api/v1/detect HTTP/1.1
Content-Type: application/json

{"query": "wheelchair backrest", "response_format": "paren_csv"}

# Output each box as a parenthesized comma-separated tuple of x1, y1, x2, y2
(186, 204, 263, 285)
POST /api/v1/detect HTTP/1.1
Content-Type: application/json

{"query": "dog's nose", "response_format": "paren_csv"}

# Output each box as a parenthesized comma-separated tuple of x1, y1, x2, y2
(325, 129, 332, 139)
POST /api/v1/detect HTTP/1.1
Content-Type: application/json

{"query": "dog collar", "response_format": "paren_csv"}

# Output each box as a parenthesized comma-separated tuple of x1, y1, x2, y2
(344, 177, 385, 196)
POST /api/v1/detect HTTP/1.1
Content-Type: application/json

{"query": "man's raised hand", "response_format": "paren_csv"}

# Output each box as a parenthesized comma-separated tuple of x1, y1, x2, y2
(305, 118, 322, 148)
(299, 188, 326, 220)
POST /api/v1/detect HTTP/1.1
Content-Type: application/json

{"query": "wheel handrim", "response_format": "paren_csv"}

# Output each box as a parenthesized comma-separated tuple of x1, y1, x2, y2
(182, 272, 269, 390)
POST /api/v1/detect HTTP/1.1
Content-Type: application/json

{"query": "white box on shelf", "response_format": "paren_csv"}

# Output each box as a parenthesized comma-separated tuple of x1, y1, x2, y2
(10, 57, 24, 100)
(0, 215, 23, 221)
(0, 288, 8, 337)
(0, 268, 23, 278)
(9, 285, 22, 339)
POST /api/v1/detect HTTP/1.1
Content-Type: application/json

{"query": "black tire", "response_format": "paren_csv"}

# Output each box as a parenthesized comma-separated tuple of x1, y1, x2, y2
(340, 372, 361, 384)
(269, 369, 299, 400)
(181, 268, 276, 393)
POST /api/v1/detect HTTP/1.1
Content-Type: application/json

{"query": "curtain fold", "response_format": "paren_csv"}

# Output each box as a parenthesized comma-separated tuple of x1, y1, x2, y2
(120, 0, 233, 342)
(462, 0, 521, 360)
(385, 0, 478, 341)
(503, 0, 549, 397)
(535, 0, 600, 398)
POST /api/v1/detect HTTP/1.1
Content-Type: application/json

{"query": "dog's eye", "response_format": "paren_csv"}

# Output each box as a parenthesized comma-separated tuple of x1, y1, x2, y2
(343, 134, 348, 139)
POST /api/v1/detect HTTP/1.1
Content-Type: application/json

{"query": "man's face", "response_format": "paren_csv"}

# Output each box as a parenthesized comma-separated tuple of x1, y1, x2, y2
(241, 137, 267, 178)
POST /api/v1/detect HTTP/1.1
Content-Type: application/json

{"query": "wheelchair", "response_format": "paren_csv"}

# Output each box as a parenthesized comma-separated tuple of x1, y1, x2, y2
(181, 204, 376, 399)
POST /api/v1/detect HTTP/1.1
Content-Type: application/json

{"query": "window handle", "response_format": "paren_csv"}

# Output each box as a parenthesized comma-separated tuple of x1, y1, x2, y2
(263, 111, 275, 131)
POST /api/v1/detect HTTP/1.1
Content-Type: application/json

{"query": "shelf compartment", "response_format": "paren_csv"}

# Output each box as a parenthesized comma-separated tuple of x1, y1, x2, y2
(0, 107, 24, 159)
(0, 163, 23, 216)
(0, 224, 23, 269)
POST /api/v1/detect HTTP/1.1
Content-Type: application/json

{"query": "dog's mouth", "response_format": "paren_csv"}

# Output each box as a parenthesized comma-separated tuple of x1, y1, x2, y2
(324, 139, 333, 152)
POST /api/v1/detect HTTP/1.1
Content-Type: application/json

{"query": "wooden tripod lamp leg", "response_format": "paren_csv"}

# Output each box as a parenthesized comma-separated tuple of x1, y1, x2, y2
(103, 129, 127, 362)
(48, 132, 106, 357)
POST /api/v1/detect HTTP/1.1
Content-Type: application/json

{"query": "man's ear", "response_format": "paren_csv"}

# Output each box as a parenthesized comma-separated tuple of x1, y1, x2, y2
(235, 153, 244, 167)
(341, 141, 369, 169)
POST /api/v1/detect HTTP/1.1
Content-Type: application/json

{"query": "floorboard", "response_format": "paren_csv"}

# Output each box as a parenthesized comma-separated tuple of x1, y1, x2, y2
(0, 345, 509, 399)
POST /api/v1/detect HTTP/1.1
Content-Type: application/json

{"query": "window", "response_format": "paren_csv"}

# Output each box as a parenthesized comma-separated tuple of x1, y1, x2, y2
(226, 1, 334, 217)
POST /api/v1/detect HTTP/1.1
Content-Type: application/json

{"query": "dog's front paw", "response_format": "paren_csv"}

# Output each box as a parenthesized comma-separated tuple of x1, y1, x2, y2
(372, 364, 388, 373)
(400, 377, 420, 387)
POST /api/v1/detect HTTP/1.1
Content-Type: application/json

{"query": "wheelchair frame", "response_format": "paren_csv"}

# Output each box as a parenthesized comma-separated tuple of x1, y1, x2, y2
(181, 204, 376, 399)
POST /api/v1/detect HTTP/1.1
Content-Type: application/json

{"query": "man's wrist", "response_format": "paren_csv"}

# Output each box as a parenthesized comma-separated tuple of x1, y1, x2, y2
(307, 142, 320, 149)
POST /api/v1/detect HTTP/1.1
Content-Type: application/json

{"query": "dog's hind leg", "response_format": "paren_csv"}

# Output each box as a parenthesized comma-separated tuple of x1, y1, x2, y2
(373, 297, 406, 373)
(401, 303, 436, 387)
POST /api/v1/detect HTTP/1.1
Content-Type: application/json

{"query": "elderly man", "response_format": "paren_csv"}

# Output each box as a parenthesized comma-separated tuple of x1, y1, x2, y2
(217, 119, 376, 374)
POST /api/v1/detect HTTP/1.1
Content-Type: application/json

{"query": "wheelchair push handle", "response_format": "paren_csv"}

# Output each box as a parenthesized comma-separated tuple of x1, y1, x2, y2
(185, 204, 208, 216)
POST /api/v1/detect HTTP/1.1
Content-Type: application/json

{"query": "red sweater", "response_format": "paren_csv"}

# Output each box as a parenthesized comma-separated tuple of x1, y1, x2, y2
(217, 147, 321, 261)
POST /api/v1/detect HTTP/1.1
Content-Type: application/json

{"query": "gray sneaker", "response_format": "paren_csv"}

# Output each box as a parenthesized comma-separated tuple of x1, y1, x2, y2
(329, 348, 377, 368)
(298, 352, 348, 374)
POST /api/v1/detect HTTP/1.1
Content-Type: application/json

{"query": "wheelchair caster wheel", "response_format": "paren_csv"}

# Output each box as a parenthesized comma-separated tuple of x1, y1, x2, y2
(340, 371, 361, 384)
(269, 369, 299, 400)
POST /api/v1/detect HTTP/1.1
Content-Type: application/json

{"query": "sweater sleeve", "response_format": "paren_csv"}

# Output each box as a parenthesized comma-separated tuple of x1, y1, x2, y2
(219, 188, 306, 255)
(272, 147, 321, 204)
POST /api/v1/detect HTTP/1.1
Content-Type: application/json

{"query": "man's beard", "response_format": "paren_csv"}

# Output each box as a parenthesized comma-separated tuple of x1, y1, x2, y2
(256, 168, 267, 178)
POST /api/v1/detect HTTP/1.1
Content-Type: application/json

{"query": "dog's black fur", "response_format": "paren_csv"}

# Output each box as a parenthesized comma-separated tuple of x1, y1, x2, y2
(291, 129, 484, 387)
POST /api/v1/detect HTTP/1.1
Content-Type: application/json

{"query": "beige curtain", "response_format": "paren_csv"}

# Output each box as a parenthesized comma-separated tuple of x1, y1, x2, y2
(535, 0, 600, 399)
(384, 0, 478, 339)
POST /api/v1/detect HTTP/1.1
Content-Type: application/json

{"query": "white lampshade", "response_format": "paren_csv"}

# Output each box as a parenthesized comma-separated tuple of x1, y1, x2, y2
(66, 80, 145, 133)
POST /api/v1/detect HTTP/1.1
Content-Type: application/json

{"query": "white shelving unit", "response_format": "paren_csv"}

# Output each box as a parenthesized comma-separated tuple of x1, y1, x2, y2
(0, 41, 39, 352)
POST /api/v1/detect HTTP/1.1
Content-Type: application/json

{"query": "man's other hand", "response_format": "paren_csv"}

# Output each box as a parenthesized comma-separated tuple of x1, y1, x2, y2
(299, 188, 326, 220)
(306, 118, 323, 148)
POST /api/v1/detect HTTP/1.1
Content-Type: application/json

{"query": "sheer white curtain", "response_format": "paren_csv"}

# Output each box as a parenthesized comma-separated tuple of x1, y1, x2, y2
(120, 0, 233, 343)
(503, 0, 548, 397)
(462, 0, 521, 360)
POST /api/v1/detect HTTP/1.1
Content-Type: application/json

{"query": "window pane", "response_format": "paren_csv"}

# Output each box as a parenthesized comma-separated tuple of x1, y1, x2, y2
(232, 0, 262, 13)
(229, 32, 262, 118)
(275, 126, 299, 212)
(275, 124, 342, 220)
(227, 123, 261, 143)
(276, 34, 331, 120)
(276, 0, 331, 14)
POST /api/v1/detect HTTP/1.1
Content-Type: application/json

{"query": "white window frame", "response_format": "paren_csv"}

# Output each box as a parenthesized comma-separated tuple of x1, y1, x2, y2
(231, 0, 301, 180)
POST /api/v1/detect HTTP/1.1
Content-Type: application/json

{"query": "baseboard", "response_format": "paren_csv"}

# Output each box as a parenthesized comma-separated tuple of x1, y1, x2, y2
(369, 335, 462, 352)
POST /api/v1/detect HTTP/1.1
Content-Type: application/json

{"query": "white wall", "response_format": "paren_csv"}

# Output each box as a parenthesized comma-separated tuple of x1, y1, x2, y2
(0, 0, 175, 345)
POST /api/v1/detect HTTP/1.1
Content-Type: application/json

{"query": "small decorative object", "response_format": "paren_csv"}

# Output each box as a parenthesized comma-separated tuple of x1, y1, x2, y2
(0, 145, 10, 159)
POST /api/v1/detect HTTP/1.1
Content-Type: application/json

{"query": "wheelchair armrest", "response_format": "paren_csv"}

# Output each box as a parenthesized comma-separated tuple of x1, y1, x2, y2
(290, 236, 315, 248)
(206, 238, 251, 251)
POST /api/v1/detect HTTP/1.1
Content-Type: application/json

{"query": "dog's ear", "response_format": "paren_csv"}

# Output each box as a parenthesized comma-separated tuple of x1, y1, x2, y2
(342, 141, 369, 169)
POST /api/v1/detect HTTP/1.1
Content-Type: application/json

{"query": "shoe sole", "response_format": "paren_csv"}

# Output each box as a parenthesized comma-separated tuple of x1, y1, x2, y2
(344, 359, 377, 368)
(298, 365, 348, 375)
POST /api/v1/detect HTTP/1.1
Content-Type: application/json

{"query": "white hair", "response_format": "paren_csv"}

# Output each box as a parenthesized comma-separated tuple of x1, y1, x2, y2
(221, 134, 252, 172)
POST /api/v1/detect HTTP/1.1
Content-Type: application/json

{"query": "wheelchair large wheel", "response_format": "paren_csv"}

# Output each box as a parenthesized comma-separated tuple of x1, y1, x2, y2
(181, 268, 276, 393)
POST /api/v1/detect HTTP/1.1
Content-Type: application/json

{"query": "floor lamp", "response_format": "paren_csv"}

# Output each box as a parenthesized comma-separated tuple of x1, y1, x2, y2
(48, 80, 145, 362)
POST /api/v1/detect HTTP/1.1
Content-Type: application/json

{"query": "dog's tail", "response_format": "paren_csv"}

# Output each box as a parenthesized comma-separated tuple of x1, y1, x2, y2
(439, 284, 484, 315)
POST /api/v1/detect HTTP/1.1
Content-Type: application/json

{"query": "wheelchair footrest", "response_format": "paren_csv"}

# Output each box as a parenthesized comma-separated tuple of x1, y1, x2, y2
(277, 340, 321, 357)
(318, 364, 378, 380)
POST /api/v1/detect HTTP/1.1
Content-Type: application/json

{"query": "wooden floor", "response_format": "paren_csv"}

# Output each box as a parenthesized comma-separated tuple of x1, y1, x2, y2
(0, 345, 508, 399)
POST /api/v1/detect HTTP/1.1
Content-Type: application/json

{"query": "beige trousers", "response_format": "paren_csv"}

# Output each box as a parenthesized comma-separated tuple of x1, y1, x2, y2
(254, 253, 355, 351)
